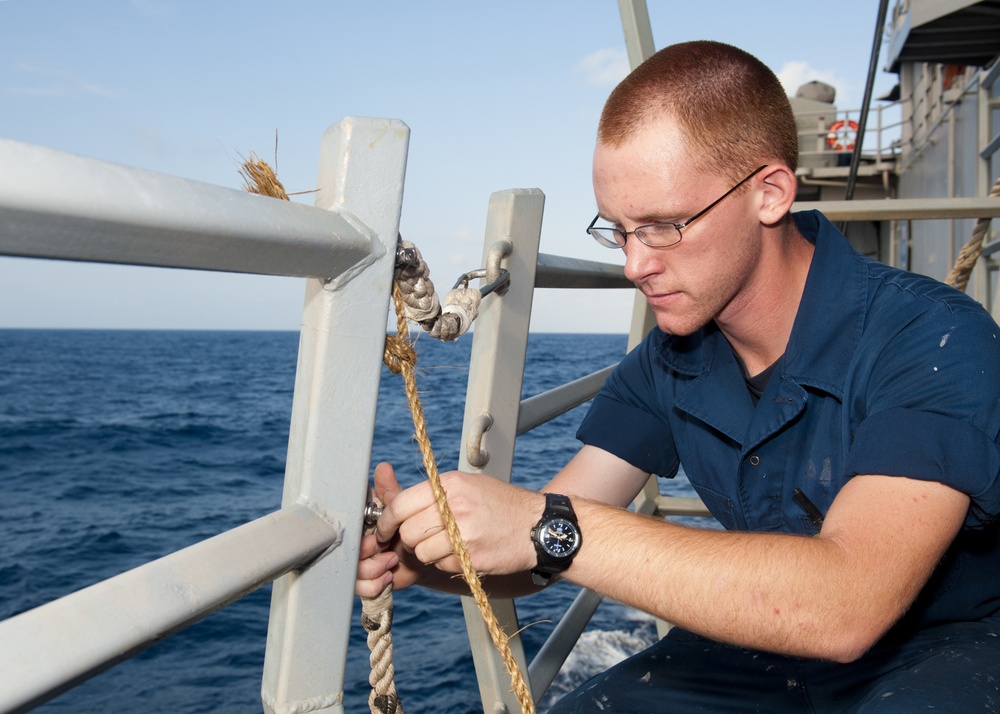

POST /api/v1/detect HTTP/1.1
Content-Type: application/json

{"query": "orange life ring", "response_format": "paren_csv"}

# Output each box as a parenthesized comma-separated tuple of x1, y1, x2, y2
(826, 119, 858, 152)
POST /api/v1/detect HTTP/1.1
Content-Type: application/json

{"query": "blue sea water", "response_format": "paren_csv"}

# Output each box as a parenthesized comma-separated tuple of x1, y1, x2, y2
(0, 329, 696, 713)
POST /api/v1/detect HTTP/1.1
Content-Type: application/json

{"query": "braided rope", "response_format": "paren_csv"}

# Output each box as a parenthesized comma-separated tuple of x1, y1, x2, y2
(394, 240, 441, 323)
(361, 583, 402, 714)
(384, 285, 535, 714)
(394, 241, 482, 342)
(945, 176, 1000, 292)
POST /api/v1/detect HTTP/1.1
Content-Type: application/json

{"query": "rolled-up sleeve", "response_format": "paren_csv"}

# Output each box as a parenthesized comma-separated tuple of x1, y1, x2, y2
(846, 300, 1000, 528)
(847, 407, 1000, 527)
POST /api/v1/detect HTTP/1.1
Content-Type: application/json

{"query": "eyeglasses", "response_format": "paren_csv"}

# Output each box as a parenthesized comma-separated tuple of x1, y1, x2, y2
(587, 165, 768, 249)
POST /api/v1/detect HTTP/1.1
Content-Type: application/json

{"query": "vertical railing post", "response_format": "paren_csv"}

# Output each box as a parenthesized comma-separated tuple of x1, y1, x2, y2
(976, 64, 1000, 316)
(457, 189, 545, 713)
(261, 117, 409, 714)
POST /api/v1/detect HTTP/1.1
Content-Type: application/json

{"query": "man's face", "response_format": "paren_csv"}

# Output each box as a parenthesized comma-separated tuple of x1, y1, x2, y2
(592, 119, 764, 336)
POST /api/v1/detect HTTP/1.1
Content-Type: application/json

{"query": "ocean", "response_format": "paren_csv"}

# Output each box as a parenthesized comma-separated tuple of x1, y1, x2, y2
(0, 329, 698, 713)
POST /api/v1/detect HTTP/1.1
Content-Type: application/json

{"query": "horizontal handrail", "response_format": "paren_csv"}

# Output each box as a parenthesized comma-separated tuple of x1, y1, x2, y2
(535, 253, 629, 289)
(532, 198, 999, 295)
(0, 138, 375, 279)
(0, 503, 342, 713)
(793, 197, 1000, 221)
(517, 365, 617, 435)
(658, 496, 713, 518)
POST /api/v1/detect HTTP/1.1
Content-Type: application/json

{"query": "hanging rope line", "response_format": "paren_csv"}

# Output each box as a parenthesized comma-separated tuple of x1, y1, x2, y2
(239, 155, 531, 713)
(945, 176, 1000, 293)
(383, 283, 534, 714)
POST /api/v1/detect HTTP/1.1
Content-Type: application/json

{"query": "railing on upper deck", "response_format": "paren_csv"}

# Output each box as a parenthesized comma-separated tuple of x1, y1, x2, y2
(795, 101, 904, 170)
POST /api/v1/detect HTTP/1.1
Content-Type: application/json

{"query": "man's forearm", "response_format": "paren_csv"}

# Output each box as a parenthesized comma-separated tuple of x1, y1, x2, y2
(561, 475, 965, 663)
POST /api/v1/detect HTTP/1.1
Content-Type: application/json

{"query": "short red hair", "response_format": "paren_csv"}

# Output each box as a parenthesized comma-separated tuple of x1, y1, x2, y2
(598, 40, 798, 181)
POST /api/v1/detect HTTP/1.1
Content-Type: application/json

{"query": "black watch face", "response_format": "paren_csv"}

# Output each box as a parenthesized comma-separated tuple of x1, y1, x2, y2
(539, 518, 580, 559)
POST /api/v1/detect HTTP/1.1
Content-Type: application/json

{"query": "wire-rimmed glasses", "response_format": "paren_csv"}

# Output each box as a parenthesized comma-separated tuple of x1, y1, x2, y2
(587, 165, 768, 249)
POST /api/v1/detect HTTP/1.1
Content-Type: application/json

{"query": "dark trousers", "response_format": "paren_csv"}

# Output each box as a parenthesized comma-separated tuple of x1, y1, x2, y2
(547, 618, 1000, 713)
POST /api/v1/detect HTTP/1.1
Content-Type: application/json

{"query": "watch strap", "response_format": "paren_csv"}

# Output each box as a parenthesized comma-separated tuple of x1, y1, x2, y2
(531, 493, 580, 586)
(541, 492, 574, 519)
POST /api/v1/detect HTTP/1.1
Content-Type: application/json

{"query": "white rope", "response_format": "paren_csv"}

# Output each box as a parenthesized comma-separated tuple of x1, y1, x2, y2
(394, 240, 441, 324)
(428, 287, 481, 341)
(394, 241, 482, 342)
(361, 584, 402, 714)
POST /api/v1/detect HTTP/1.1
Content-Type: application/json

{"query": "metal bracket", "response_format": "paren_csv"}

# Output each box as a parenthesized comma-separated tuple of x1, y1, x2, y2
(363, 500, 384, 529)
(453, 239, 514, 298)
(394, 234, 418, 269)
(453, 267, 510, 297)
(465, 413, 494, 468)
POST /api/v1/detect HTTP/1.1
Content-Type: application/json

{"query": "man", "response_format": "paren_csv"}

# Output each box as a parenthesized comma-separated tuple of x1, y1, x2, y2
(357, 41, 1000, 711)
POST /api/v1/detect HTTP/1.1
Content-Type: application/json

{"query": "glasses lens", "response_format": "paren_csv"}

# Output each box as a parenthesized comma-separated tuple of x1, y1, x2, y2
(588, 227, 624, 248)
(634, 223, 682, 247)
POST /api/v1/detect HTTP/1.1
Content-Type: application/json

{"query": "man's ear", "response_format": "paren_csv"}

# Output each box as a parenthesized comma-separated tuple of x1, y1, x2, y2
(756, 164, 798, 226)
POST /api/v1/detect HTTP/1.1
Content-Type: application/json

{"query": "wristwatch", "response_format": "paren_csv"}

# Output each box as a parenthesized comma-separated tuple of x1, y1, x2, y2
(530, 493, 582, 586)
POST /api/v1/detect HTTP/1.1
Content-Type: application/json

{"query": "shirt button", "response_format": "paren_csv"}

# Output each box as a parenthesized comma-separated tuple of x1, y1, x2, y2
(749, 455, 761, 466)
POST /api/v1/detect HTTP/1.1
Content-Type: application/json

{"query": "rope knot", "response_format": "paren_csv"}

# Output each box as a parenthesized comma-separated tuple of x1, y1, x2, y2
(372, 694, 401, 714)
(383, 334, 416, 375)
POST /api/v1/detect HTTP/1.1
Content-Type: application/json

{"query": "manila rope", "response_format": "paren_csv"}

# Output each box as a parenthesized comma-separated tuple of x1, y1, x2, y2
(944, 176, 1000, 292)
(240, 155, 534, 714)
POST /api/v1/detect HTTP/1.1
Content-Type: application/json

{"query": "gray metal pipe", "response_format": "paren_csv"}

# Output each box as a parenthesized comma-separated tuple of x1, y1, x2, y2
(535, 253, 630, 289)
(0, 504, 341, 713)
(794, 197, 1000, 221)
(0, 138, 375, 279)
(517, 365, 617, 435)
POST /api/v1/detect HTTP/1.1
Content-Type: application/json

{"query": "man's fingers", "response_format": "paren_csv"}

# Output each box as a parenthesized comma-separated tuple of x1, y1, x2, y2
(355, 549, 399, 598)
(373, 462, 401, 504)
(357, 550, 399, 580)
(358, 532, 386, 560)
(376, 479, 436, 544)
(355, 571, 394, 599)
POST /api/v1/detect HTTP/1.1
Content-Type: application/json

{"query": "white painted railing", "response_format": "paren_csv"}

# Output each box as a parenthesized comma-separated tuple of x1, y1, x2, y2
(0, 117, 408, 714)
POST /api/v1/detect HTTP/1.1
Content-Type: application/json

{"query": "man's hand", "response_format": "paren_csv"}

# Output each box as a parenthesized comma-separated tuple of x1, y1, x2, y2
(355, 446, 649, 599)
(355, 462, 424, 598)
(374, 468, 544, 579)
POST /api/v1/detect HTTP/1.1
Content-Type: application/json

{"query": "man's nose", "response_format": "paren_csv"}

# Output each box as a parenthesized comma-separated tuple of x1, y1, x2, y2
(622, 238, 662, 284)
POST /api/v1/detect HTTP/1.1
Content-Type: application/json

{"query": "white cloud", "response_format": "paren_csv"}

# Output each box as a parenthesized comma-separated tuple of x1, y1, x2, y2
(575, 48, 630, 87)
(776, 60, 855, 106)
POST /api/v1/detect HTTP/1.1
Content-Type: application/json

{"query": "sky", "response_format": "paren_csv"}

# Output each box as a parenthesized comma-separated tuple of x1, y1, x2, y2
(0, 0, 900, 333)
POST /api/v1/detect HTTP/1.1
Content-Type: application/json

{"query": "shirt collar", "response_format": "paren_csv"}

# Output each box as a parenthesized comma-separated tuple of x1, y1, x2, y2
(652, 210, 864, 401)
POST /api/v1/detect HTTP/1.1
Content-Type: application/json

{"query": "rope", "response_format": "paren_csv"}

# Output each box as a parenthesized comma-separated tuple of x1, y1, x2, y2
(239, 154, 530, 712)
(239, 152, 290, 201)
(384, 285, 535, 714)
(361, 582, 402, 714)
(394, 240, 482, 342)
(945, 176, 1000, 293)
(238, 155, 408, 713)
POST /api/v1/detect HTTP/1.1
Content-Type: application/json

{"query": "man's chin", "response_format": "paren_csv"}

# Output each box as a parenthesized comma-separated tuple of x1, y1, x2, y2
(652, 311, 709, 338)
